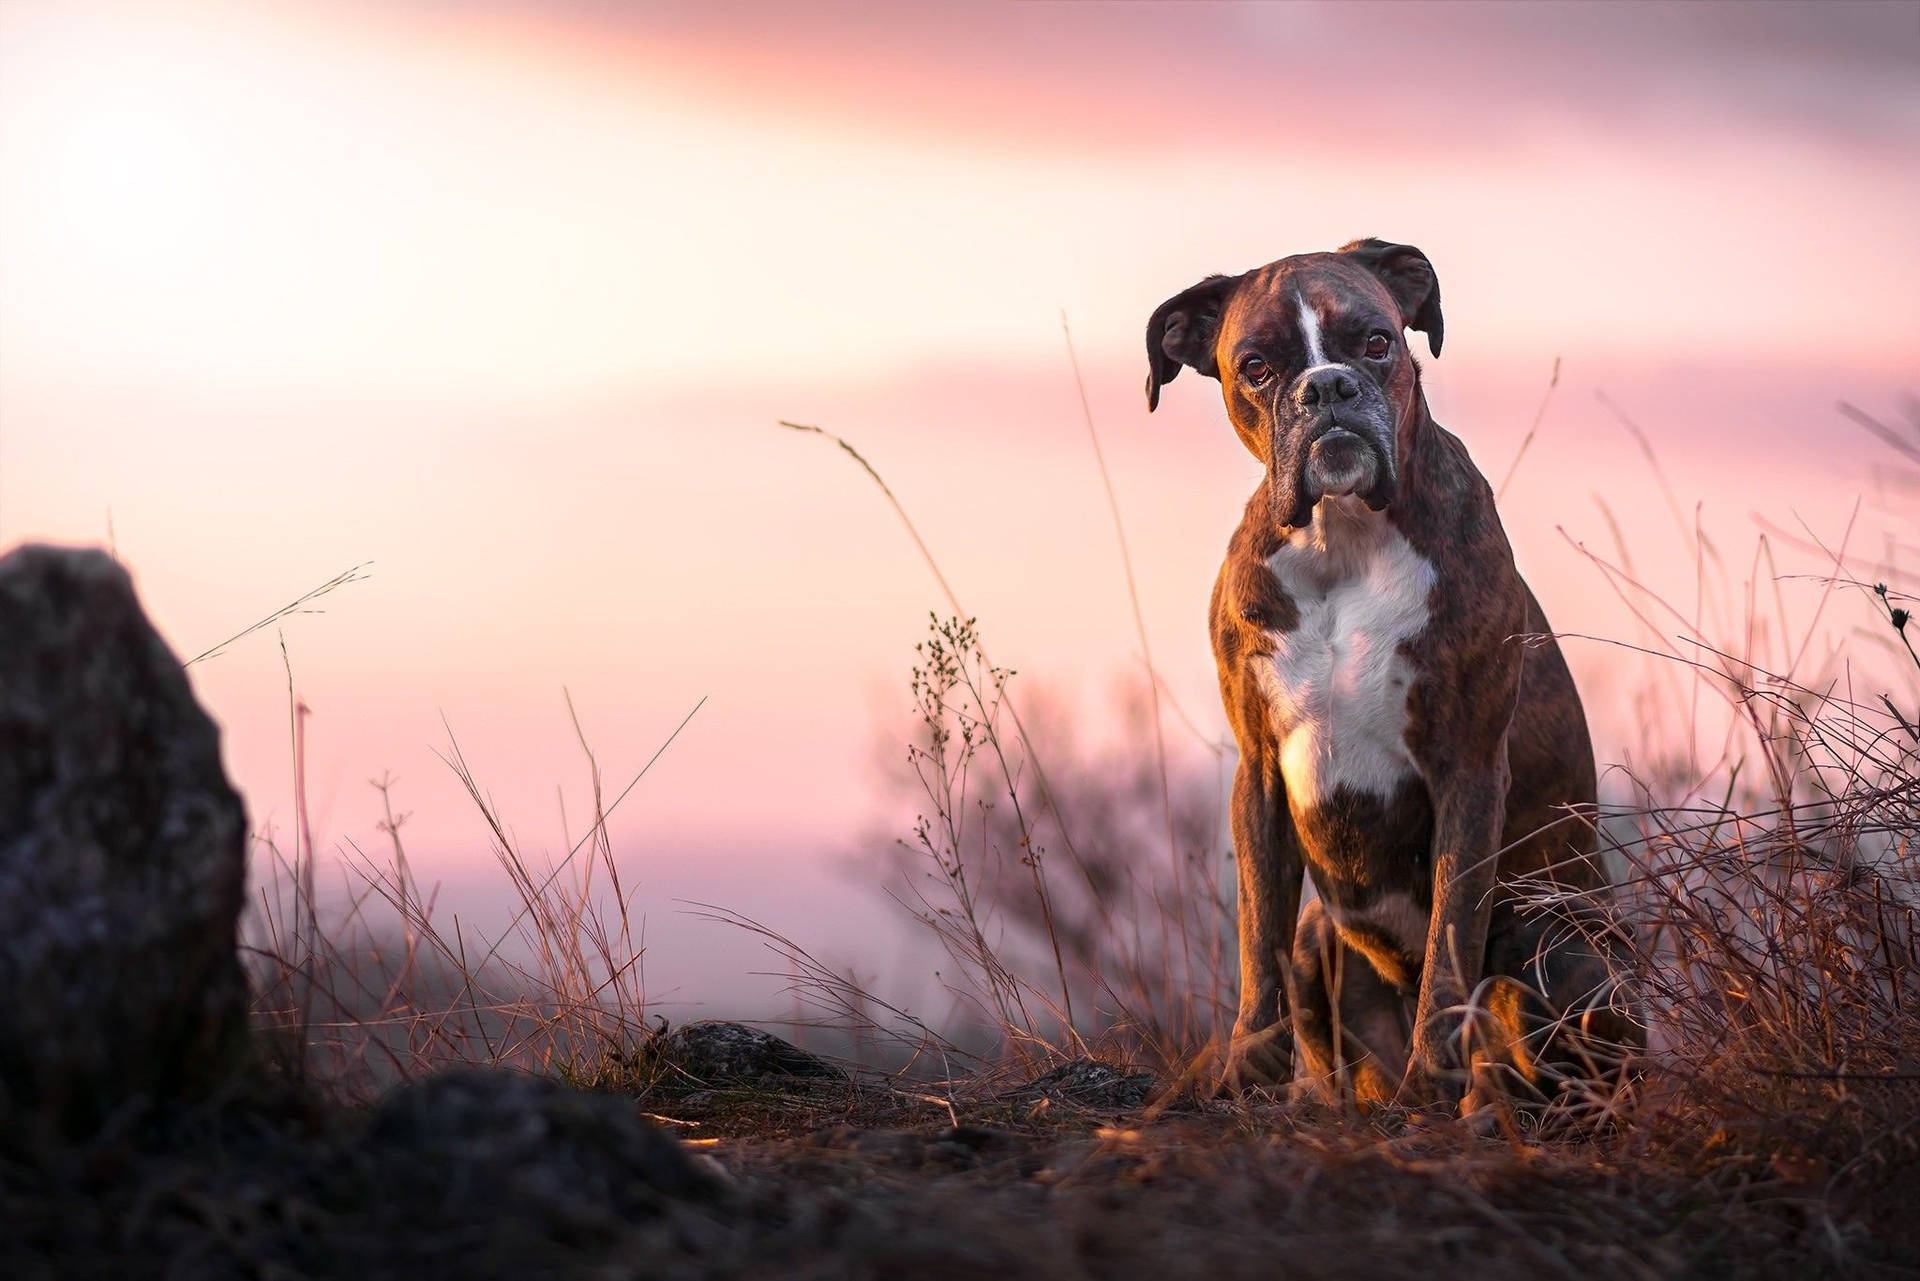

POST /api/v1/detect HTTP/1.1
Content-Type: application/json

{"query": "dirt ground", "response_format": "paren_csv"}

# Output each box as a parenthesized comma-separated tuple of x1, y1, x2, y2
(5, 1063, 1908, 1281)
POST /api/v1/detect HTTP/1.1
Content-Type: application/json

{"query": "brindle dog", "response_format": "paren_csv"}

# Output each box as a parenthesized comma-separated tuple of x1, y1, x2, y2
(1146, 240, 1639, 1111)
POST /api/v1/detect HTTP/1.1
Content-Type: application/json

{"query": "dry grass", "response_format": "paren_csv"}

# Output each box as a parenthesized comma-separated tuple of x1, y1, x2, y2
(206, 396, 1920, 1274)
(877, 616, 1235, 1077)
(244, 691, 704, 1097)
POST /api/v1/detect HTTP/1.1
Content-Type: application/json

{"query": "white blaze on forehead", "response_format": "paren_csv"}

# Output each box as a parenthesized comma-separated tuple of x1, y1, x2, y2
(1296, 296, 1327, 367)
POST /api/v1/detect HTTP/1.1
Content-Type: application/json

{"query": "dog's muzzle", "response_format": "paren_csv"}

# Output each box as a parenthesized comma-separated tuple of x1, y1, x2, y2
(1272, 365, 1399, 527)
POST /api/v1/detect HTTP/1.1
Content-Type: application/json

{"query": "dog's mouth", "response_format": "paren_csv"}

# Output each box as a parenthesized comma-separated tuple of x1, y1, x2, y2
(1273, 406, 1399, 528)
(1304, 427, 1380, 501)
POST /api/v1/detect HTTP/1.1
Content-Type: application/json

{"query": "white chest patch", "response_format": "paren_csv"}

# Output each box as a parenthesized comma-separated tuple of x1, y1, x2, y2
(1255, 499, 1437, 806)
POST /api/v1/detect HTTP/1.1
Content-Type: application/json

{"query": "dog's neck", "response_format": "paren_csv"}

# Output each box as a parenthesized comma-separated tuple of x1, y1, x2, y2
(1272, 494, 1400, 588)
(1391, 383, 1436, 481)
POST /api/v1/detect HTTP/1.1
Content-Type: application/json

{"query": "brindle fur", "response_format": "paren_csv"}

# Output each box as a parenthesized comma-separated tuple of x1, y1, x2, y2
(1148, 240, 1641, 1109)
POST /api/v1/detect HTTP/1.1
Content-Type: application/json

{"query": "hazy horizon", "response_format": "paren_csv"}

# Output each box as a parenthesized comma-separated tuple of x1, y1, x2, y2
(3, 0, 1915, 1018)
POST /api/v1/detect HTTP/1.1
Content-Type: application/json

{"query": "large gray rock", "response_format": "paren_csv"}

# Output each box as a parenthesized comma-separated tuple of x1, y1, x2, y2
(0, 545, 250, 1133)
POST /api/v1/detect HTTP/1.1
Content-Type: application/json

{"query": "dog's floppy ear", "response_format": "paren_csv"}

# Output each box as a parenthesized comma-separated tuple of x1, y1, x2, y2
(1145, 273, 1242, 411)
(1340, 238, 1443, 358)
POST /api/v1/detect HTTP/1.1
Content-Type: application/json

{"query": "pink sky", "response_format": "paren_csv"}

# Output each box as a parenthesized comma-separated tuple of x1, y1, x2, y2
(2, 0, 1916, 1014)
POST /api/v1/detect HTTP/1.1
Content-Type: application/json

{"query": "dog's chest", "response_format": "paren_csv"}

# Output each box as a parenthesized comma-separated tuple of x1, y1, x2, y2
(1253, 511, 1437, 806)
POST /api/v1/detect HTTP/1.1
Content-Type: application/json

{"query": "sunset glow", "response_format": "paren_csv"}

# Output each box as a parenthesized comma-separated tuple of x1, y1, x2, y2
(3, 0, 1915, 1013)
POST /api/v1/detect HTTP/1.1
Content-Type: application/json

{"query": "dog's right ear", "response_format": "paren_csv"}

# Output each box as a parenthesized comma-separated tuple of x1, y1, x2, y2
(1145, 273, 1242, 411)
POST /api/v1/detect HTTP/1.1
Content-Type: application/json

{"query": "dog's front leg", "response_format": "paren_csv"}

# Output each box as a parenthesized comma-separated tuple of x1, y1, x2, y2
(1220, 757, 1303, 1094)
(1406, 746, 1511, 1107)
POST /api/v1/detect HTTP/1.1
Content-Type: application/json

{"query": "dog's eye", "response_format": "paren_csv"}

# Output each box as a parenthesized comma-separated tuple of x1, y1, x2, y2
(1242, 357, 1274, 387)
(1364, 333, 1392, 360)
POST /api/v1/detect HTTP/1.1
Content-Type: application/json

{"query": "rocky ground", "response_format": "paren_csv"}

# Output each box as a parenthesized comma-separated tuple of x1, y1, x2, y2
(3, 1033, 1895, 1281)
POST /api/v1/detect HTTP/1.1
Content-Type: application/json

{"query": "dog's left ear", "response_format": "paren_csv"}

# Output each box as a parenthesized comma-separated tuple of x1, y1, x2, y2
(1145, 273, 1243, 411)
(1340, 238, 1444, 358)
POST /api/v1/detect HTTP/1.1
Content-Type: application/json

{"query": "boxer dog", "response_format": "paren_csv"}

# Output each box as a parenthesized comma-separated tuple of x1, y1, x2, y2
(1146, 240, 1639, 1111)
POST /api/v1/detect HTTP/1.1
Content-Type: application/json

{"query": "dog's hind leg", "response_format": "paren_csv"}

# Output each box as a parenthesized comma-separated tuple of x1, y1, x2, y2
(1464, 898, 1644, 1117)
(1288, 897, 1412, 1109)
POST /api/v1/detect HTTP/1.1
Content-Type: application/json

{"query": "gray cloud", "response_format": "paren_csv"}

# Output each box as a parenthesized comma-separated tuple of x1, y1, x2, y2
(430, 0, 1920, 155)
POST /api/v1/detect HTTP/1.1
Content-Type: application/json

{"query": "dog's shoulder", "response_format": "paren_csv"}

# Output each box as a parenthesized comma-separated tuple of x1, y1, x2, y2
(1211, 489, 1297, 752)
(1391, 417, 1522, 619)
(1210, 488, 1297, 669)
(1389, 416, 1543, 763)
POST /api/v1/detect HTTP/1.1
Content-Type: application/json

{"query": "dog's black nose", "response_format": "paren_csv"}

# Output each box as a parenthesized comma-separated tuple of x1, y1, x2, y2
(1294, 367, 1359, 408)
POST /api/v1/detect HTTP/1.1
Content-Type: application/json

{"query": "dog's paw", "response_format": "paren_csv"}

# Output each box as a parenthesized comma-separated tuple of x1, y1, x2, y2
(1402, 1037, 1469, 1111)
(1216, 1024, 1293, 1098)
(1457, 1085, 1511, 1132)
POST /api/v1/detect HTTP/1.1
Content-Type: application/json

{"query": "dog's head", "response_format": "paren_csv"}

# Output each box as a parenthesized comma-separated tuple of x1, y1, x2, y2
(1145, 239, 1443, 529)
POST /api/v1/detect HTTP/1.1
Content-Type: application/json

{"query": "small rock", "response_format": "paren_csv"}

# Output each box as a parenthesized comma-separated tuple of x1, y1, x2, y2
(652, 1020, 840, 1086)
(1005, 1058, 1159, 1110)
(0, 546, 250, 1135)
